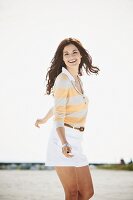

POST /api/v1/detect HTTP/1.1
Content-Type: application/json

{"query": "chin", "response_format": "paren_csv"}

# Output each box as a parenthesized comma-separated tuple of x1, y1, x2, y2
(67, 64, 78, 68)
(67, 63, 80, 68)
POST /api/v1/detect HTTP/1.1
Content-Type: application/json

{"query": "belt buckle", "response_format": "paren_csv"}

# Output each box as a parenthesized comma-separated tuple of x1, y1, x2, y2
(79, 127, 84, 131)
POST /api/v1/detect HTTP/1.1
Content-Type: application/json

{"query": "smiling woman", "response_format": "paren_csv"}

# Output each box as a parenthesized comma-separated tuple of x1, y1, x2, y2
(63, 44, 82, 68)
(45, 38, 99, 95)
(35, 37, 100, 199)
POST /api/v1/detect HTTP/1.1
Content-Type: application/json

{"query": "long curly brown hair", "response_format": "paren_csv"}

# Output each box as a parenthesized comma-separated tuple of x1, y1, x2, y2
(45, 37, 100, 95)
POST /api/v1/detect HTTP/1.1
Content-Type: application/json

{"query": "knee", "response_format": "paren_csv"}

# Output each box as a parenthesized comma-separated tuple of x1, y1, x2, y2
(66, 188, 78, 198)
(88, 189, 94, 199)
(80, 188, 94, 199)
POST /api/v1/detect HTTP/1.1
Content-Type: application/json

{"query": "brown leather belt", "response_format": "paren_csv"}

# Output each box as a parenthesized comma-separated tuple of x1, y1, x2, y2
(64, 123, 85, 132)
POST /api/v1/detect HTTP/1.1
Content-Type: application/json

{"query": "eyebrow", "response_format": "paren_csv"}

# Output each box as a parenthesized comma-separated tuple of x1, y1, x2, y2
(63, 49, 78, 53)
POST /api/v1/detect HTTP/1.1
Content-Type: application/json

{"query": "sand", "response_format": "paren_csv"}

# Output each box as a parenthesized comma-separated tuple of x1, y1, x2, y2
(0, 168, 133, 200)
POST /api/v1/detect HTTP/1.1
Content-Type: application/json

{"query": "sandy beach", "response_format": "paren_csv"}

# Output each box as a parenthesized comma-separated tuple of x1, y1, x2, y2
(0, 168, 133, 200)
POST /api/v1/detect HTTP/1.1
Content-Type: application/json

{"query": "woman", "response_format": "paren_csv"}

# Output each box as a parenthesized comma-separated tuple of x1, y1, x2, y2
(35, 38, 100, 200)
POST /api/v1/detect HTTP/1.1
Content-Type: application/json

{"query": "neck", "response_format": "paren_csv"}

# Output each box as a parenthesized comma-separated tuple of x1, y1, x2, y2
(67, 68, 78, 80)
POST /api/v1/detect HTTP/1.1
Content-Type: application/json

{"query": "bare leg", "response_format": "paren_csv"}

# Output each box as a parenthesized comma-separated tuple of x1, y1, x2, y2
(76, 165, 94, 200)
(55, 166, 79, 200)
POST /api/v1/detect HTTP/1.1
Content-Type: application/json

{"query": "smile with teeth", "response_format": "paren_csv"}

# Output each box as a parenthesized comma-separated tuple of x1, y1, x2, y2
(68, 59, 77, 63)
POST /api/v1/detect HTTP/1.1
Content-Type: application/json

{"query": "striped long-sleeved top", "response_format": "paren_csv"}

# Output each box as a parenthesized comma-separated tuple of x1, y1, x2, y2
(53, 67, 89, 128)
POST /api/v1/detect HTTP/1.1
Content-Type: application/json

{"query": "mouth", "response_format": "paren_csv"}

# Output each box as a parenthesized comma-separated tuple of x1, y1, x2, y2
(68, 59, 77, 63)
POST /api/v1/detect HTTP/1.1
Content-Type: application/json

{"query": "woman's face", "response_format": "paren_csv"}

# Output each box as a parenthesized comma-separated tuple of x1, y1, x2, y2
(63, 44, 82, 69)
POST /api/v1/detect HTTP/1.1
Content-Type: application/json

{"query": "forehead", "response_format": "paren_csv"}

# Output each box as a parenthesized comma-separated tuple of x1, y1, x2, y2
(63, 44, 79, 52)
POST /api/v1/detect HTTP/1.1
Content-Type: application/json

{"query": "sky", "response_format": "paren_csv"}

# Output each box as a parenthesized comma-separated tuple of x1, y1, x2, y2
(0, 0, 133, 164)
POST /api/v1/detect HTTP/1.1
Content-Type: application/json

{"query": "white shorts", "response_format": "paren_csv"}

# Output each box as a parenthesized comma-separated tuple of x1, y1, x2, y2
(45, 122, 89, 167)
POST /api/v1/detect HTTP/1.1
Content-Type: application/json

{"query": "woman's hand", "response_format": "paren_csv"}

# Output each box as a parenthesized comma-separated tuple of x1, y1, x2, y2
(35, 118, 47, 128)
(62, 145, 74, 158)
(35, 107, 53, 128)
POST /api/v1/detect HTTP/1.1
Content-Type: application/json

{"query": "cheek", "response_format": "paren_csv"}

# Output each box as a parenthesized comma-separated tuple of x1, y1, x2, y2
(77, 55, 82, 61)
(78, 53, 82, 59)
(63, 56, 68, 63)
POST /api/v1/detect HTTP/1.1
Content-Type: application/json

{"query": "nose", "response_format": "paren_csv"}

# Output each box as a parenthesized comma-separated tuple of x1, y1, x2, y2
(68, 53, 75, 59)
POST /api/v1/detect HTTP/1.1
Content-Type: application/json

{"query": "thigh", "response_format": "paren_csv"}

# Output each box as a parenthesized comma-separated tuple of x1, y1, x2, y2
(75, 165, 94, 193)
(54, 166, 78, 191)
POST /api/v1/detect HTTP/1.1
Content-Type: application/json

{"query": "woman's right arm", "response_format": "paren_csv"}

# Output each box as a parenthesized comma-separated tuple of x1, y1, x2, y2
(35, 107, 53, 128)
(53, 75, 73, 157)
(42, 107, 53, 122)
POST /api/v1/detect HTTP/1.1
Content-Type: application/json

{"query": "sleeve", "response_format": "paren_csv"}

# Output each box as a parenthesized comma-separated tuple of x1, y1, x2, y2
(53, 75, 69, 128)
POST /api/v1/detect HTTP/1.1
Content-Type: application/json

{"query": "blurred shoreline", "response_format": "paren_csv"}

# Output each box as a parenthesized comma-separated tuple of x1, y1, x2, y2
(0, 162, 133, 171)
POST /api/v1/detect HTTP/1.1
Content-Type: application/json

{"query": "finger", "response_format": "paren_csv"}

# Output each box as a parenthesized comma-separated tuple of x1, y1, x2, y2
(68, 155, 74, 157)
(65, 153, 74, 158)
(62, 150, 69, 156)
(67, 147, 72, 153)
(62, 149, 69, 154)
(62, 147, 72, 154)
(67, 149, 74, 157)
(35, 123, 40, 128)
(35, 123, 37, 126)
(63, 150, 74, 157)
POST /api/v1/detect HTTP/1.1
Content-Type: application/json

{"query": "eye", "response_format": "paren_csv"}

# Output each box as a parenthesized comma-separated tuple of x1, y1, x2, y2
(73, 51, 78, 54)
(64, 53, 68, 56)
